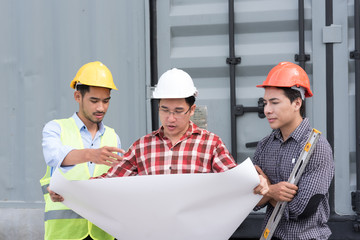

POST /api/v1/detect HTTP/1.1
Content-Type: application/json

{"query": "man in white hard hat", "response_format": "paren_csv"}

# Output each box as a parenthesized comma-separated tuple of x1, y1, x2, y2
(50, 68, 268, 193)
(40, 61, 124, 240)
(79, 68, 267, 197)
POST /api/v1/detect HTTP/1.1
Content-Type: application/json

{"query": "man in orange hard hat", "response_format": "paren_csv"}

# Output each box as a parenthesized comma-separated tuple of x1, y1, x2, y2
(40, 61, 124, 240)
(253, 62, 334, 239)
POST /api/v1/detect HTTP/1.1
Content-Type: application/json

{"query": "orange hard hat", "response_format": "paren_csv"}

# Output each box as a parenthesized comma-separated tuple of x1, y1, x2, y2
(256, 62, 313, 98)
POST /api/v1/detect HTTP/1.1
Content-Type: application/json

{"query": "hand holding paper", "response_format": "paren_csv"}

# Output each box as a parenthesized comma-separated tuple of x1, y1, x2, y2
(50, 158, 263, 240)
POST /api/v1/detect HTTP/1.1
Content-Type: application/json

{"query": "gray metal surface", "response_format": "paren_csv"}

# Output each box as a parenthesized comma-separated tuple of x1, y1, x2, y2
(155, 0, 356, 218)
(0, 0, 357, 238)
(0, 0, 147, 238)
(156, 0, 314, 162)
(332, 0, 356, 215)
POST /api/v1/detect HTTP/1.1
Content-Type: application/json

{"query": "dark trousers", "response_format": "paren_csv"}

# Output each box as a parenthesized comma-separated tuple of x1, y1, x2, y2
(272, 238, 315, 240)
(83, 236, 117, 240)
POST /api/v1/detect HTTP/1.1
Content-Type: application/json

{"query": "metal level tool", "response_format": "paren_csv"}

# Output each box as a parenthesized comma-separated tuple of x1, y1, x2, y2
(260, 128, 321, 240)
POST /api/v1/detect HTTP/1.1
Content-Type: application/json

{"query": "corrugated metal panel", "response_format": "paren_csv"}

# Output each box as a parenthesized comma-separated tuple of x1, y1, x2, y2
(155, 0, 356, 218)
(332, 0, 355, 215)
(156, 0, 313, 161)
(0, 0, 147, 237)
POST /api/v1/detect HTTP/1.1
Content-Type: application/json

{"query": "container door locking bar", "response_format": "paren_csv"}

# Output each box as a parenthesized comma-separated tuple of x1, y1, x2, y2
(234, 97, 266, 118)
(260, 128, 321, 240)
(234, 98, 266, 148)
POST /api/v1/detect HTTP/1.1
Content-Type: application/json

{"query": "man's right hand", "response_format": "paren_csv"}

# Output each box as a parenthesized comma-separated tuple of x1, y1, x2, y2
(62, 146, 125, 167)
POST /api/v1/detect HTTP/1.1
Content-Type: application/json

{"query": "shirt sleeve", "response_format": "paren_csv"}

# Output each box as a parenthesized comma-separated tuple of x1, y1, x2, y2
(211, 138, 237, 172)
(115, 132, 121, 149)
(42, 120, 75, 172)
(252, 139, 268, 211)
(283, 137, 334, 220)
(252, 139, 263, 166)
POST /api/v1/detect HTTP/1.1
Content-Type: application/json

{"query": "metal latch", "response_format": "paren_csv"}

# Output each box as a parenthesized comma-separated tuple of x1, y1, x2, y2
(350, 50, 360, 60)
(226, 57, 241, 65)
(234, 97, 265, 118)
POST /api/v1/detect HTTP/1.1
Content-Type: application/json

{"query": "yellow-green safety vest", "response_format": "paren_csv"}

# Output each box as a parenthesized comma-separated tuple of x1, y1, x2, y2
(40, 117, 117, 240)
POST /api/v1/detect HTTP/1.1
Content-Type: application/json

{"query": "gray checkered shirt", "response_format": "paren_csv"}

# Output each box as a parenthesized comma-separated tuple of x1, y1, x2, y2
(253, 118, 334, 240)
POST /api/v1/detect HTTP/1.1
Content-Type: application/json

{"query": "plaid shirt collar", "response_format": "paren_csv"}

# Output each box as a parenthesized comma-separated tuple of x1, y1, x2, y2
(153, 121, 202, 140)
(273, 118, 310, 143)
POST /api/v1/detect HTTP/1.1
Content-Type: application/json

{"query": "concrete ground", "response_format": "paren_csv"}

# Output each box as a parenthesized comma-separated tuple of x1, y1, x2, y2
(0, 208, 44, 240)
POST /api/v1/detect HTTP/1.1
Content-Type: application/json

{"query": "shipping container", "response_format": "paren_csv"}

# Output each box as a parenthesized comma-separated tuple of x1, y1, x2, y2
(0, 0, 359, 239)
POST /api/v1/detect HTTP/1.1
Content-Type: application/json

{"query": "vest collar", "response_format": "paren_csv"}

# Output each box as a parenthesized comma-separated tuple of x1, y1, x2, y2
(72, 112, 105, 135)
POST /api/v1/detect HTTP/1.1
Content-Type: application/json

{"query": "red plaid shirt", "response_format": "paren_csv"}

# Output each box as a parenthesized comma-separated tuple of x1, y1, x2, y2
(99, 121, 236, 178)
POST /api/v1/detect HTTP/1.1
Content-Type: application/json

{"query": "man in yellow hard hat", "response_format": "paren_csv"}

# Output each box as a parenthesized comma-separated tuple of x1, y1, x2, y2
(40, 61, 124, 240)
(253, 62, 334, 239)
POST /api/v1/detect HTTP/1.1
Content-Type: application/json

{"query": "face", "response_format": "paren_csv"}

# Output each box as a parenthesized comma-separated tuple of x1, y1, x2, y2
(75, 86, 111, 127)
(263, 87, 302, 133)
(159, 98, 195, 141)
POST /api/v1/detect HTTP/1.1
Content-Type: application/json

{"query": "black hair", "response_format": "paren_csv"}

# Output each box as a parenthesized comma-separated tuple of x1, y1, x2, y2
(76, 85, 90, 97)
(279, 87, 305, 117)
(185, 96, 196, 107)
(76, 84, 111, 97)
(157, 96, 196, 108)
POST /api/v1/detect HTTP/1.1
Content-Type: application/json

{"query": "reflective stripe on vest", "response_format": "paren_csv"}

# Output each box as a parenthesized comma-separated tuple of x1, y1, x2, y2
(45, 209, 84, 221)
(40, 117, 116, 240)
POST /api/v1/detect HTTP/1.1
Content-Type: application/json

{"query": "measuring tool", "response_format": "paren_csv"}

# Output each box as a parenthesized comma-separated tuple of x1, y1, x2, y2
(260, 128, 321, 240)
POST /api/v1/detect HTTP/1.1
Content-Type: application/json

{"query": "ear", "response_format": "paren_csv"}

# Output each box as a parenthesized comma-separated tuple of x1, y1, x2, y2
(74, 91, 81, 103)
(293, 97, 302, 112)
(189, 104, 196, 117)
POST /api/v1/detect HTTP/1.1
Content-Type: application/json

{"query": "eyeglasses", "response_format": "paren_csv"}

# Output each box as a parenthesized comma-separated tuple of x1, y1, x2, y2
(159, 106, 191, 119)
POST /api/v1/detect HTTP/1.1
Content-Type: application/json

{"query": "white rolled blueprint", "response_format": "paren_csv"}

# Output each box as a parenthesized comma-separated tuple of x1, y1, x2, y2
(50, 158, 262, 240)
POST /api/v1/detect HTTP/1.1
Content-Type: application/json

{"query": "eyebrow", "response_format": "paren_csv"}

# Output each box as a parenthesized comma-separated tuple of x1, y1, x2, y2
(159, 105, 185, 111)
(90, 97, 111, 101)
(264, 97, 280, 102)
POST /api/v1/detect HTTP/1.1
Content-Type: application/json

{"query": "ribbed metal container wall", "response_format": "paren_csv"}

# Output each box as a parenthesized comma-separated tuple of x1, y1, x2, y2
(155, 0, 357, 231)
(157, 0, 317, 163)
(0, 0, 148, 239)
(0, 0, 358, 238)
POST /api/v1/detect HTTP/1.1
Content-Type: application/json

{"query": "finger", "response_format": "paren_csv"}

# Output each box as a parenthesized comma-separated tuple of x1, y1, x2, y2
(280, 190, 296, 201)
(101, 160, 114, 167)
(283, 182, 298, 191)
(49, 192, 64, 202)
(105, 146, 126, 155)
(260, 186, 269, 195)
(253, 185, 260, 194)
(108, 152, 124, 161)
(255, 165, 265, 176)
(253, 180, 266, 194)
(105, 156, 123, 166)
(254, 185, 269, 195)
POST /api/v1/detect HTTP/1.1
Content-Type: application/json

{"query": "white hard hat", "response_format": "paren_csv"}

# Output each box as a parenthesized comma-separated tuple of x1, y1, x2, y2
(152, 68, 198, 99)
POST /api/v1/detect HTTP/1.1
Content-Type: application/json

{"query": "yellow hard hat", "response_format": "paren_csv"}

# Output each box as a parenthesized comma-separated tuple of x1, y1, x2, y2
(70, 61, 118, 90)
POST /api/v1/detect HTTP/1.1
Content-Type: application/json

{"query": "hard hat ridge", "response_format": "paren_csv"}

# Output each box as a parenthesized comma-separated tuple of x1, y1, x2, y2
(152, 68, 198, 99)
